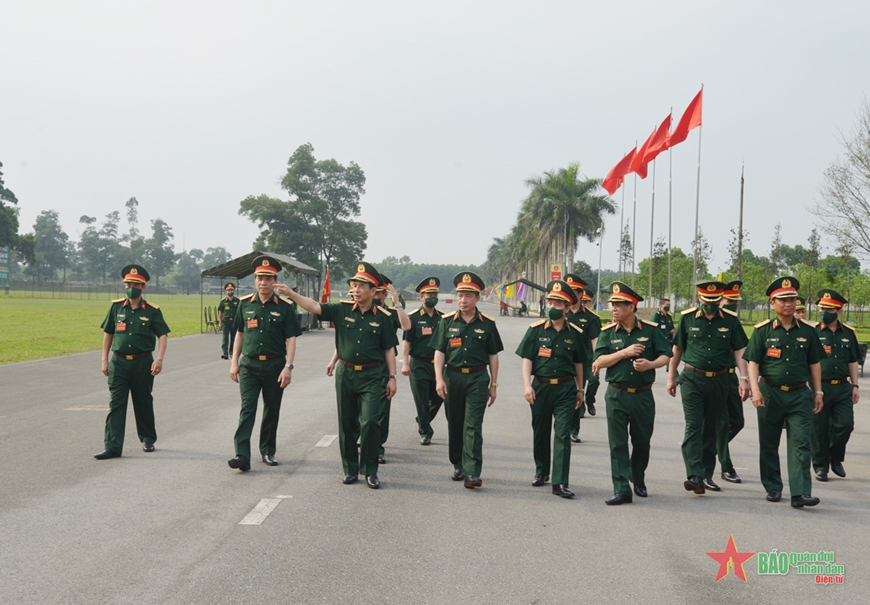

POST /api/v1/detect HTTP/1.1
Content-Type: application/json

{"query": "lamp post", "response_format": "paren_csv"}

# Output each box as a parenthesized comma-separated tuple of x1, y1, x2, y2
(596, 227, 603, 312)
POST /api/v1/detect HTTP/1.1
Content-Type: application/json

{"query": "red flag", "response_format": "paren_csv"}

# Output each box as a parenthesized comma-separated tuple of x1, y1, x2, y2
(601, 147, 636, 195)
(643, 114, 671, 164)
(670, 87, 703, 147)
(629, 128, 656, 179)
(321, 269, 331, 303)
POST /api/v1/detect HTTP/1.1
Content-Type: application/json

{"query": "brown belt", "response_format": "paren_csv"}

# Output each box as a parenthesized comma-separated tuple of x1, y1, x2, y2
(684, 364, 734, 378)
(822, 378, 848, 385)
(610, 382, 653, 393)
(411, 355, 435, 364)
(113, 351, 152, 360)
(534, 375, 575, 385)
(760, 377, 807, 392)
(339, 360, 381, 371)
(251, 354, 281, 361)
(446, 364, 487, 374)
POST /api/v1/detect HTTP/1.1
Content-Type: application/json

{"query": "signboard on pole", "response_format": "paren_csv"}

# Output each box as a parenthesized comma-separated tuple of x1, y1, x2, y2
(0, 245, 9, 289)
(550, 263, 562, 281)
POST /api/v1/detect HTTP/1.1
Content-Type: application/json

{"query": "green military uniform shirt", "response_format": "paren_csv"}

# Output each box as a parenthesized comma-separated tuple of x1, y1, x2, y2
(743, 318, 823, 384)
(815, 322, 860, 380)
(101, 298, 171, 353)
(567, 307, 602, 356)
(673, 307, 748, 369)
(404, 306, 444, 359)
(593, 319, 672, 386)
(651, 309, 675, 341)
(233, 293, 302, 357)
(320, 301, 399, 363)
(430, 309, 504, 365)
(516, 319, 588, 375)
(218, 296, 240, 322)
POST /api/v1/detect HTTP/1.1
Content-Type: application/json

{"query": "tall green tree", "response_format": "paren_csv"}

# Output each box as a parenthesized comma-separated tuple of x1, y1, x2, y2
(202, 246, 232, 269)
(32, 210, 71, 282)
(174, 248, 204, 294)
(144, 218, 177, 289)
(121, 197, 146, 266)
(0, 162, 35, 265)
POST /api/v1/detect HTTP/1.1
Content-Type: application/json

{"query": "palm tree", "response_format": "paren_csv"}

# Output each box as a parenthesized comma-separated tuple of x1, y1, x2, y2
(523, 162, 616, 274)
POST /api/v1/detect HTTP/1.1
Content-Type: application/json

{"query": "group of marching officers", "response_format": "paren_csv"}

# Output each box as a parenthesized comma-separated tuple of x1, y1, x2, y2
(94, 258, 859, 508)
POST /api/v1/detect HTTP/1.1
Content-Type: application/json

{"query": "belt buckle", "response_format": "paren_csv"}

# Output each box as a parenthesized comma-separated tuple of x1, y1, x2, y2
(125, 355, 134, 360)
(705, 371, 715, 378)
(354, 365, 363, 371)
(627, 387, 636, 393)
(729, 368, 735, 373)
(832, 380, 840, 385)
(462, 368, 470, 374)
(780, 385, 789, 392)
(259, 355, 267, 361)
(550, 378, 559, 385)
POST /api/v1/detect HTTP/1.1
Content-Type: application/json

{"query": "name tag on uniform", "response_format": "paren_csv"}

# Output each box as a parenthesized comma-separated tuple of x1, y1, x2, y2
(422, 327, 433, 336)
(538, 347, 552, 358)
(824, 345, 832, 355)
(247, 318, 258, 329)
(449, 337, 462, 348)
(116, 322, 126, 332)
(767, 347, 781, 358)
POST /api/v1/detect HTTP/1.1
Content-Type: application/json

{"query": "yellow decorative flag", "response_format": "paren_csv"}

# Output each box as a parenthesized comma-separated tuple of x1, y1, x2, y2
(505, 284, 515, 299)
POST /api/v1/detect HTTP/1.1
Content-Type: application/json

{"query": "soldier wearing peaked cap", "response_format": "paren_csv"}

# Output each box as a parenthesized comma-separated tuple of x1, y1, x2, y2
(579, 288, 603, 419)
(227, 255, 301, 472)
(743, 276, 825, 508)
(278, 262, 398, 489)
(716, 280, 750, 483)
(515, 280, 587, 498)
(431, 271, 504, 489)
(667, 281, 750, 496)
(811, 288, 860, 482)
(794, 297, 807, 320)
(563, 273, 601, 435)
(402, 277, 446, 445)
(95, 264, 171, 460)
(651, 297, 675, 345)
(593, 281, 672, 505)
(217, 282, 240, 360)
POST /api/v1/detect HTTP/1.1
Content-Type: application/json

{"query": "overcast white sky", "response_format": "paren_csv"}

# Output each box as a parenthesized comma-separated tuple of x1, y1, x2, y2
(2, 1, 868, 273)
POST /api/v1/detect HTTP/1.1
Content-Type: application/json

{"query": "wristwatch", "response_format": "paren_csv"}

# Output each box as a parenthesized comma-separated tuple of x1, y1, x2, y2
(814, 391, 824, 396)
(490, 382, 498, 388)
(285, 363, 294, 370)
(389, 375, 396, 380)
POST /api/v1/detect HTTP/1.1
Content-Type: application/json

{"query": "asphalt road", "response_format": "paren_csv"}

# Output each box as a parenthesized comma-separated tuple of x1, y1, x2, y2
(1, 301, 868, 604)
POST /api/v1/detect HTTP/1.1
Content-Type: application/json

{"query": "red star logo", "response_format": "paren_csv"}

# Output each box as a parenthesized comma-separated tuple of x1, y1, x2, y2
(707, 534, 756, 582)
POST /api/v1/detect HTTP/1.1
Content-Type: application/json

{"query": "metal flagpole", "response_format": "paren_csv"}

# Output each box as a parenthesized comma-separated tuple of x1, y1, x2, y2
(667, 108, 673, 304)
(691, 85, 704, 283)
(631, 154, 637, 288)
(619, 187, 625, 277)
(648, 157, 656, 307)
(596, 227, 604, 311)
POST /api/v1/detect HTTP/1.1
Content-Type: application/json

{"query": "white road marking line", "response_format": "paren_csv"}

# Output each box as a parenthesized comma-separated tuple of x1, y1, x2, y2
(316, 434, 337, 447)
(239, 498, 282, 525)
(277, 495, 293, 499)
(65, 406, 109, 411)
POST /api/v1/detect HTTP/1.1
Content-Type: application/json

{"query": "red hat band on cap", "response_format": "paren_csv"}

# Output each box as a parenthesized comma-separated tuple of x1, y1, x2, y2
(610, 292, 639, 305)
(352, 271, 379, 286)
(547, 290, 573, 303)
(124, 274, 146, 283)
(255, 265, 279, 275)
(770, 287, 797, 298)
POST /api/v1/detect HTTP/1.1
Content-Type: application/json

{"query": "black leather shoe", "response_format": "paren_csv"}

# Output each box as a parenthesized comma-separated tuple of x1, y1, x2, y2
(703, 477, 721, 492)
(342, 474, 358, 484)
(791, 495, 820, 508)
(766, 490, 782, 502)
(830, 460, 846, 478)
(532, 474, 546, 487)
(142, 443, 155, 453)
(365, 474, 380, 489)
(94, 449, 121, 460)
(721, 470, 741, 483)
(262, 454, 278, 466)
(587, 402, 596, 416)
(633, 484, 648, 498)
(378, 454, 386, 464)
(221, 355, 229, 360)
(684, 475, 705, 494)
(569, 434, 581, 443)
(464, 475, 482, 489)
(227, 455, 251, 471)
(420, 436, 431, 446)
(815, 470, 828, 482)
(451, 468, 465, 481)
(552, 484, 575, 498)
(605, 493, 632, 505)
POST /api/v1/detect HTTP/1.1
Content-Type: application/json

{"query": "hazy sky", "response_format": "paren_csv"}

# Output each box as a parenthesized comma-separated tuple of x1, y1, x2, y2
(2, 1, 868, 274)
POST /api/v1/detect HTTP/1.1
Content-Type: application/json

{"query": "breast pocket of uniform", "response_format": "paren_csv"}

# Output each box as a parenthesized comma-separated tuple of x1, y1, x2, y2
(266, 311, 283, 331)
(364, 322, 382, 345)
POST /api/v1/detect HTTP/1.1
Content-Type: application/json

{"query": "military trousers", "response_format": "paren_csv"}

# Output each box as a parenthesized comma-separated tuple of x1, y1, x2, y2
(584, 363, 600, 407)
(335, 364, 388, 477)
(716, 373, 744, 474)
(444, 369, 490, 477)
(235, 357, 286, 460)
(570, 360, 592, 431)
(811, 381, 855, 473)
(679, 370, 728, 479)
(410, 357, 444, 439)
(756, 382, 814, 497)
(605, 384, 655, 497)
(221, 319, 237, 357)
(104, 355, 157, 454)
(530, 380, 577, 485)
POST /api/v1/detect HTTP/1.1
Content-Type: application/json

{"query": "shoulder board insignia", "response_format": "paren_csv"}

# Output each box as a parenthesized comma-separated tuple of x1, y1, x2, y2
(681, 307, 697, 315)
(588, 310, 600, 318)
(480, 312, 495, 321)
(754, 319, 771, 328)
(601, 322, 617, 331)
(435, 308, 445, 316)
(447, 311, 459, 320)
(642, 319, 658, 327)
(277, 295, 294, 304)
(111, 297, 125, 303)
(568, 322, 584, 333)
(377, 305, 393, 316)
(721, 307, 738, 317)
(530, 319, 547, 328)
(240, 293, 257, 301)
(842, 323, 856, 332)
(801, 319, 818, 328)
(147, 302, 159, 309)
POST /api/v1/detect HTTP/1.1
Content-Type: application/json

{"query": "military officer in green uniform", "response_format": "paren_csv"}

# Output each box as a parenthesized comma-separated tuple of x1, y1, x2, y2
(715, 280, 750, 483)
(516, 280, 587, 498)
(432, 271, 504, 489)
(401, 277, 445, 445)
(811, 288, 860, 481)
(580, 289, 602, 417)
(743, 276, 824, 508)
(667, 281, 750, 495)
(564, 274, 601, 434)
(593, 281, 671, 505)
(95, 265, 171, 459)
(794, 297, 807, 321)
(651, 297, 676, 344)
(218, 282, 240, 359)
(227, 256, 301, 471)
(279, 262, 398, 489)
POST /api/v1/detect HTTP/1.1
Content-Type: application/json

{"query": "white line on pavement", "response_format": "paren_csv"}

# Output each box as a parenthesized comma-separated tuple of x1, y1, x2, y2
(315, 434, 337, 447)
(239, 498, 282, 525)
(64, 406, 109, 411)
